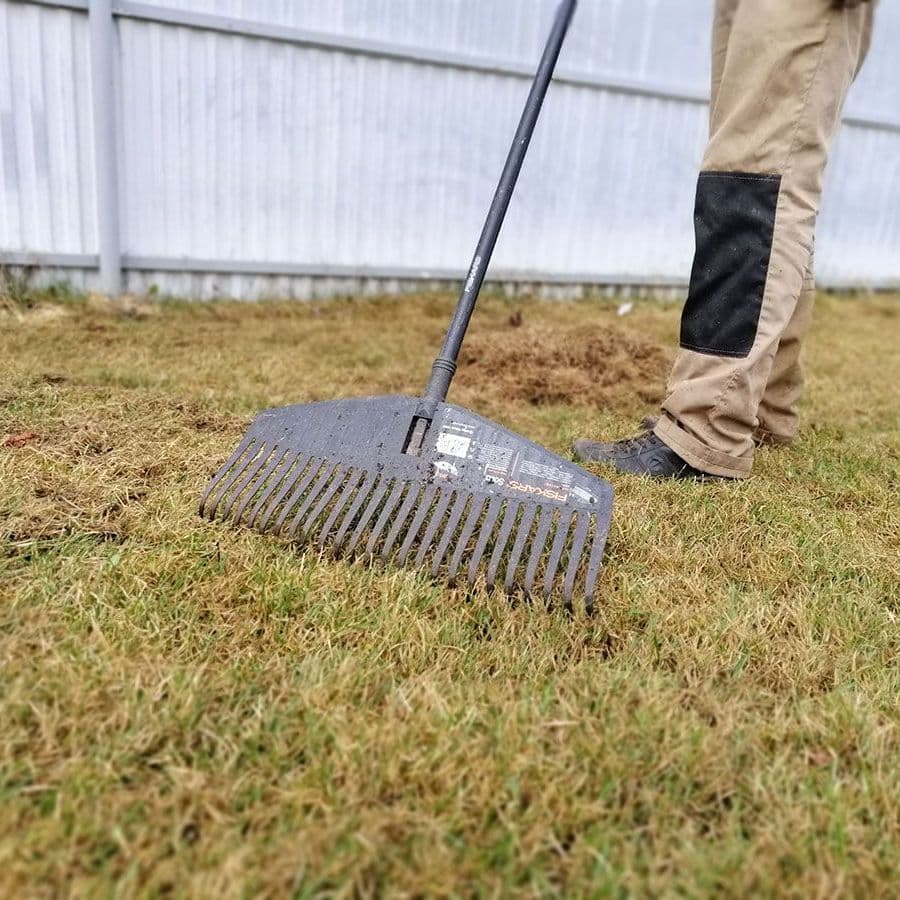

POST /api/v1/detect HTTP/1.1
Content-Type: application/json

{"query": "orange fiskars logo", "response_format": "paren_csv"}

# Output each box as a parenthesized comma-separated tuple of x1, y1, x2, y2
(507, 480, 567, 503)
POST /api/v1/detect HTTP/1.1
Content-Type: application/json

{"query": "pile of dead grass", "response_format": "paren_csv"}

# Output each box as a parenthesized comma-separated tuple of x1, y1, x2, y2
(457, 321, 671, 407)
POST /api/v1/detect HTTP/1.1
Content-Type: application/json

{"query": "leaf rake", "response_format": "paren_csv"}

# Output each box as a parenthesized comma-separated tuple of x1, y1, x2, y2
(200, 0, 614, 610)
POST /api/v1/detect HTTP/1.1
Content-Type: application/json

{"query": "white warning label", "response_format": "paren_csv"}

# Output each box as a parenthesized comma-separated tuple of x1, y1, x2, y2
(518, 458, 574, 487)
(476, 443, 515, 479)
(436, 432, 471, 459)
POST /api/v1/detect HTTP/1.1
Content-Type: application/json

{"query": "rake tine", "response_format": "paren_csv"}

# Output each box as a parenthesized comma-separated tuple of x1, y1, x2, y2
(380, 483, 422, 561)
(254, 454, 311, 530)
(217, 443, 274, 521)
(583, 513, 610, 614)
(448, 495, 486, 584)
(396, 484, 439, 565)
(286, 463, 338, 538)
(343, 477, 392, 555)
(430, 492, 470, 578)
(298, 466, 351, 540)
(199, 435, 253, 517)
(542, 508, 573, 606)
(200, 437, 255, 518)
(333, 471, 378, 551)
(245, 449, 293, 527)
(273, 458, 326, 533)
(317, 470, 364, 546)
(466, 496, 502, 588)
(562, 513, 590, 608)
(523, 506, 553, 598)
(486, 501, 519, 591)
(231, 447, 288, 525)
(504, 503, 537, 593)
(413, 489, 454, 568)
(364, 481, 407, 558)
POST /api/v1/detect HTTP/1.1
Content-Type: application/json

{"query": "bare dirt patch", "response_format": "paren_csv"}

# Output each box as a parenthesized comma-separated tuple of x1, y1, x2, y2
(3, 431, 41, 448)
(457, 323, 671, 407)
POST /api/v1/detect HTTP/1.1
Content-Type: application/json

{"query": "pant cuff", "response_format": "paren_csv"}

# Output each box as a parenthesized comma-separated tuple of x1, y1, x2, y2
(654, 414, 753, 479)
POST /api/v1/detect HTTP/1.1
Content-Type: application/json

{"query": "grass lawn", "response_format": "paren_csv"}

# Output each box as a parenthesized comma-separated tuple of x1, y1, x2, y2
(1, 285, 898, 897)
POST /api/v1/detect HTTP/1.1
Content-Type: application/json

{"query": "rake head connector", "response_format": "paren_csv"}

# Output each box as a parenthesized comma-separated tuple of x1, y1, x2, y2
(201, 396, 613, 611)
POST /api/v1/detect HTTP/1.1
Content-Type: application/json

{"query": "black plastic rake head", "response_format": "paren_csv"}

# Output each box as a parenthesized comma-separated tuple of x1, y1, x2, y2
(200, 396, 613, 610)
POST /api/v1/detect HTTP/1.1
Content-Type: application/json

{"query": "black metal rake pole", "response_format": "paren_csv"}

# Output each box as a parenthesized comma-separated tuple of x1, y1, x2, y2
(422, 0, 578, 406)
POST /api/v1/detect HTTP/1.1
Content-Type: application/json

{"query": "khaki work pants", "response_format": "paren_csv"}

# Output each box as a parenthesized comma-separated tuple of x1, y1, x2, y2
(655, 0, 876, 478)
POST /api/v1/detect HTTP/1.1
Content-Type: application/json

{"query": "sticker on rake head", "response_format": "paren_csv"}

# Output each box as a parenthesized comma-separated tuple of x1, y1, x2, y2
(570, 485, 597, 504)
(432, 460, 460, 481)
(435, 432, 471, 459)
(476, 442, 515, 480)
(517, 458, 574, 486)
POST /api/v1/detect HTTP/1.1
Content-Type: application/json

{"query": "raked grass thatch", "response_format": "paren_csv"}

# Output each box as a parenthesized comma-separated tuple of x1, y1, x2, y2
(1, 282, 898, 897)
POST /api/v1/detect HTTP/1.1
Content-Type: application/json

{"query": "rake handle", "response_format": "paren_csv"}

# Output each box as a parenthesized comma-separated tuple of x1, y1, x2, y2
(422, 0, 578, 406)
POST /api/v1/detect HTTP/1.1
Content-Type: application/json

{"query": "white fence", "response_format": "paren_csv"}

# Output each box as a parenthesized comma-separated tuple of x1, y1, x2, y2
(1, 0, 899, 299)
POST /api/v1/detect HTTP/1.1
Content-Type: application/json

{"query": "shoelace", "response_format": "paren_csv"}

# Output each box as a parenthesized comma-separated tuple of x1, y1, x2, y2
(611, 434, 658, 455)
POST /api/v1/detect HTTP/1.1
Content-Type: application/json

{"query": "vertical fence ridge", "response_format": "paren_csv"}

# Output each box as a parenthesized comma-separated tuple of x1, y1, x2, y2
(88, 0, 121, 293)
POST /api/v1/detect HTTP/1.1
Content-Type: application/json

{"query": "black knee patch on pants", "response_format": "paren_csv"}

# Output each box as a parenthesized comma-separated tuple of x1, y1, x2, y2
(680, 171, 781, 358)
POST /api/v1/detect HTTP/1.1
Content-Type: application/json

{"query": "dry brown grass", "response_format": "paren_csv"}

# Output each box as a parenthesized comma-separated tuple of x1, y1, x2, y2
(457, 321, 669, 407)
(1, 287, 899, 898)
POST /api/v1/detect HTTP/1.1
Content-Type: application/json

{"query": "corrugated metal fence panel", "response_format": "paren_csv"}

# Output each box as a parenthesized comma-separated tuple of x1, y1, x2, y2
(114, 0, 714, 278)
(843, 2, 900, 125)
(142, 0, 900, 124)
(0, 0, 96, 255)
(819, 124, 900, 285)
(2, 0, 899, 296)
(144, 0, 715, 92)
(116, 18, 706, 278)
(127, 0, 714, 285)
(817, 0, 900, 285)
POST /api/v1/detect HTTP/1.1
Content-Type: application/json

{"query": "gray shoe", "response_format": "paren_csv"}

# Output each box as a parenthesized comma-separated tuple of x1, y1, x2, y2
(577, 415, 658, 458)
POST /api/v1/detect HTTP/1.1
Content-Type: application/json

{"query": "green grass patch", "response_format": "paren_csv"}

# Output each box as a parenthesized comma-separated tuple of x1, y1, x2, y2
(1, 289, 898, 896)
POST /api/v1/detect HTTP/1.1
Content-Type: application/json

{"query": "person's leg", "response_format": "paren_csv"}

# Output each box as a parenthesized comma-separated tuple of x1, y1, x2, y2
(754, 8, 874, 446)
(754, 252, 815, 445)
(709, 0, 741, 129)
(649, 0, 876, 478)
(592, 0, 738, 450)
